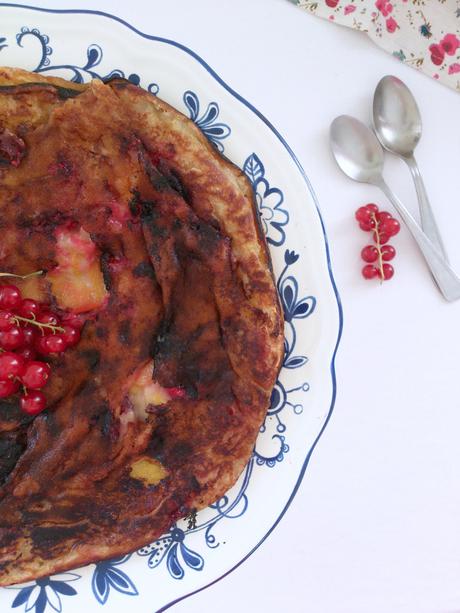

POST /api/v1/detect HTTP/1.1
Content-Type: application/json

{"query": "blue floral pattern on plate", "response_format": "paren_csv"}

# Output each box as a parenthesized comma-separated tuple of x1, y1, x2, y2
(92, 555, 138, 604)
(138, 526, 204, 580)
(183, 90, 231, 152)
(13, 27, 159, 93)
(244, 153, 289, 246)
(8, 573, 80, 613)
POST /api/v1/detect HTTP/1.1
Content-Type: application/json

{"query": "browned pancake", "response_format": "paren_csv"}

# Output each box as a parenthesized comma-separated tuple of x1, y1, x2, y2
(0, 67, 283, 585)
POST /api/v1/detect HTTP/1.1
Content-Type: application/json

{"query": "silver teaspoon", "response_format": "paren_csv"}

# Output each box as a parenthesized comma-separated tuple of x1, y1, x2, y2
(373, 75, 447, 260)
(330, 115, 460, 302)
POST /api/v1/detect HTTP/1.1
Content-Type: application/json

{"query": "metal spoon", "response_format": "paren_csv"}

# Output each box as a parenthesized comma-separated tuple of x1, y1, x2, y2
(330, 115, 460, 302)
(373, 75, 447, 260)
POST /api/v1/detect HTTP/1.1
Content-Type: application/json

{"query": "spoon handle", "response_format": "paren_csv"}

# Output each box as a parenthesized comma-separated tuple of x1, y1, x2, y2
(377, 179, 460, 302)
(405, 155, 448, 262)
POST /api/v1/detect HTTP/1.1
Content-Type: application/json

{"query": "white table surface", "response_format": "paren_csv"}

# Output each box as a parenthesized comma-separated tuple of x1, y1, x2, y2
(9, 1, 460, 611)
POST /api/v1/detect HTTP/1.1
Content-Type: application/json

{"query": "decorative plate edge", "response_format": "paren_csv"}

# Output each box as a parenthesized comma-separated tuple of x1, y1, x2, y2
(0, 4, 344, 612)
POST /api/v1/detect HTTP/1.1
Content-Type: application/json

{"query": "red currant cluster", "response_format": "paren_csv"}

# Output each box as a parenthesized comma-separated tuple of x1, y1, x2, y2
(0, 283, 82, 415)
(355, 203, 400, 281)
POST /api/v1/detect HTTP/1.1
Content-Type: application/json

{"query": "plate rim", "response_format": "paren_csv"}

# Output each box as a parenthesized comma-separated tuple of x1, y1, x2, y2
(0, 4, 344, 611)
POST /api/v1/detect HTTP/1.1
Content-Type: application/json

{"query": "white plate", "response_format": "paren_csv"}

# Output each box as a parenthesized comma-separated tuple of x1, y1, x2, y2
(0, 5, 343, 612)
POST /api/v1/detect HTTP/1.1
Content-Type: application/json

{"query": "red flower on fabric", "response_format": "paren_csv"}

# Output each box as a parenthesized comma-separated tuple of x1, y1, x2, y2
(375, 0, 393, 17)
(386, 17, 398, 33)
(344, 4, 356, 14)
(440, 34, 460, 56)
(325, 0, 340, 7)
(429, 43, 445, 66)
(448, 63, 460, 74)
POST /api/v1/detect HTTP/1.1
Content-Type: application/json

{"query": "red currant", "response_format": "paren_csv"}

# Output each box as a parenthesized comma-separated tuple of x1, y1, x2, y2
(373, 230, 390, 244)
(0, 379, 19, 398)
(361, 245, 379, 263)
(364, 203, 379, 214)
(376, 211, 393, 223)
(355, 206, 372, 223)
(21, 361, 51, 390)
(380, 218, 400, 237)
(61, 325, 80, 348)
(17, 347, 37, 361)
(36, 334, 66, 355)
(381, 263, 394, 280)
(0, 311, 14, 331)
(36, 312, 59, 327)
(0, 326, 25, 350)
(0, 285, 22, 310)
(22, 326, 37, 347)
(381, 245, 396, 261)
(359, 219, 376, 231)
(362, 264, 379, 280)
(17, 299, 40, 319)
(20, 390, 46, 415)
(60, 312, 84, 330)
(166, 386, 188, 400)
(0, 352, 26, 380)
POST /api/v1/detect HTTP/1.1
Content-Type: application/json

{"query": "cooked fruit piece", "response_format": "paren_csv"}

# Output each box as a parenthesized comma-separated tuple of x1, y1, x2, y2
(47, 227, 108, 313)
(127, 361, 172, 420)
(130, 457, 168, 485)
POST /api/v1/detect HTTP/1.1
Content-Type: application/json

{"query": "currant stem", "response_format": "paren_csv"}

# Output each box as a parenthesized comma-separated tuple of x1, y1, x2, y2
(12, 315, 64, 335)
(0, 270, 44, 280)
(371, 212, 385, 283)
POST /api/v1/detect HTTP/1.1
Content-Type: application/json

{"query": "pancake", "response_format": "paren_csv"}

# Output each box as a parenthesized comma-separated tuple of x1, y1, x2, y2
(0, 67, 284, 585)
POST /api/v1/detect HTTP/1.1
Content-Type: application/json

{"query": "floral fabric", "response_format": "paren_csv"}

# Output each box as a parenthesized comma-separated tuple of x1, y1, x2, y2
(290, 0, 460, 92)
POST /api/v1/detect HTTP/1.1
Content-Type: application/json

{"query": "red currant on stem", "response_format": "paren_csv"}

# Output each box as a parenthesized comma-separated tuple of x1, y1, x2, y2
(381, 263, 394, 280)
(0, 326, 25, 350)
(20, 390, 46, 415)
(35, 334, 67, 355)
(36, 312, 58, 326)
(355, 206, 371, 223)
(355, 203, 378, 222)
(0, 379, 19, 399)
(357, 208, 398, 282)
(17, 299, 40, 319)
(17, 347, 36, 361)
(380, 218, 400, 237)
(359, 219, 376, 231)
(61, 325, 80, 348)
(364, 203, 379, 214)
(0, 285, 22, 310)
(21, 361, 51, 390)
(362, 264, 380, 280)
(22, 326, 37, 347)
(13, 312, 64, 336)
(0, 352, 26, 380)
(376, 211, 392, 223)
(374, 230, 391, 245)
(370, 211, 386, 282)
(381, 245, 396, 261)
(0, 311, 14, 331)
(60, 312, 84, 330)
(361, 245, 379, 263)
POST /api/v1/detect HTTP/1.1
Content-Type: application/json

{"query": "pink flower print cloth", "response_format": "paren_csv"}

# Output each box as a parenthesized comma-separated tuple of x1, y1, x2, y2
(290, 0, 460, 92)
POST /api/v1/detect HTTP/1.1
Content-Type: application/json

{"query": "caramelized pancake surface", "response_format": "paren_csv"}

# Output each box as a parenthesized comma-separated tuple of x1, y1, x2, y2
(0, 67, 283, 585)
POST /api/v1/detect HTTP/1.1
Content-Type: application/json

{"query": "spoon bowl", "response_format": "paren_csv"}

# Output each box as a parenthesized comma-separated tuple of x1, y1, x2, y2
(373, 75, 447, 260)
(373, 75, 422, 157)
(330, 115, 384, 184)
